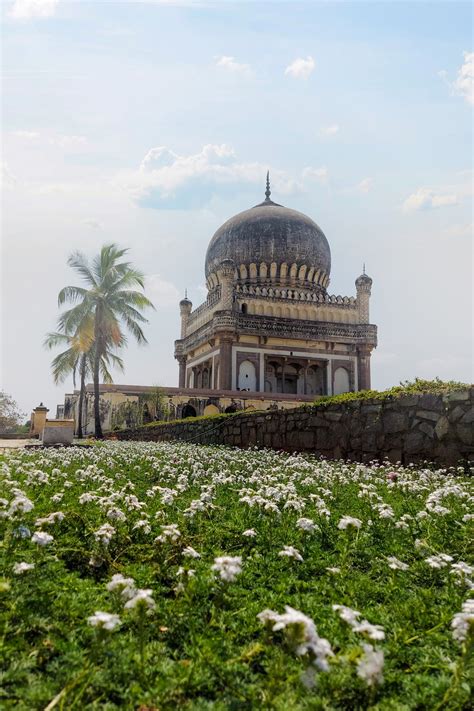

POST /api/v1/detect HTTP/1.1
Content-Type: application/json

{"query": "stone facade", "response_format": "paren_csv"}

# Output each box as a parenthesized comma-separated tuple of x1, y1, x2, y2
(108, 388, 474, 468)
(63, 384, 316, 436)
(175, 180, 377, 406)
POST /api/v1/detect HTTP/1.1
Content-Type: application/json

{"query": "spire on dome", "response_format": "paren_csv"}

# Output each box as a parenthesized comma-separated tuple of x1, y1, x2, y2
(363, 263, 366, 275)
(265, 171, 271, 201)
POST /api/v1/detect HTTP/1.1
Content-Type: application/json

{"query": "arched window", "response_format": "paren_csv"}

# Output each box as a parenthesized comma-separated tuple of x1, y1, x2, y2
(334, 367, 350, 395)
(238, 360, 257, 391)
(241, 303, 248, 314)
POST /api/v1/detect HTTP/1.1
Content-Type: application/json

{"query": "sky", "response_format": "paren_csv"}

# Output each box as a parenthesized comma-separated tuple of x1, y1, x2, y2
(1, 0, 473, 418)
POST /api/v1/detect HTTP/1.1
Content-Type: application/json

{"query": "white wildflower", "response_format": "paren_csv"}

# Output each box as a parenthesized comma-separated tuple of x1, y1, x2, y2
(13, 562, 35, 574)
(87, 611, 121, 631)
(154, 523, 181, 544)
(352, 620, 386, 641)
(94, 523, 116, 547)
(212, 555, 242, 582)
(387, 556, 409, 571)
(338, 516, 362, 530)
(124, 588, 156, 613)
(278, 545, 304, 562)
(326, 567, 341, 574)
(451, 599, 474, 642)
(425, 554, 453, 569)
(242, 528, 257, 537)
(296, 517, 318, 533)
(31, 531, 54, 546)
(333, 604, 361, 626)
(182, 546, 201, 559)
(357, 644, 384, 686)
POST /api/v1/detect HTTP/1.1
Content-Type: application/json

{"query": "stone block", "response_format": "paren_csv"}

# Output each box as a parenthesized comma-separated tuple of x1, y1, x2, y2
(384, 412, 407, 433)
(456, 425, 473, 446)
(461, 408, 474, 424)
(448, 390, 470, 402)
(323, 412, 343, 422)
(416, 410, 440, 422)
(418, 394, 444, 411)
(434, 416, 450, 440)
(404, 432, 426, 453)
(41, 421, 74, 445)
(449, 405, 466, 423)
(397, 395, 420, 407)
(418, 422, 435, 438)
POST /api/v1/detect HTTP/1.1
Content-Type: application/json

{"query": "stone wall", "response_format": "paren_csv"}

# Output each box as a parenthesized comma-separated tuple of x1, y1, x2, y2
(107, 388, 474, 467)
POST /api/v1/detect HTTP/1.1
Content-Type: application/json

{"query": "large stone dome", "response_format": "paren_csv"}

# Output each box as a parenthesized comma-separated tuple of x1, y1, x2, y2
(205, 181, 331, 291)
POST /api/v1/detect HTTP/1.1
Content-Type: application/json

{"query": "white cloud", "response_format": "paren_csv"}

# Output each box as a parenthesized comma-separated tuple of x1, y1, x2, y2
(146, 274, 180, 308)
(302, 166, 328, 183)
(82, 219, 103, 230)
(443, 222, 473, 238)
(320, 124, 339, 136)
(284, 56, 315, 79)
(8, 0, 59, 20)
(123, 144, 302, 208)
(1, 162, 18, 190)
(215, 56, 252, 76)
(12, 130, 40, 140)
(357, 178, 373, 194)
(402, 187, 459, 212)
(439, 51, 474, 105)
(54, 135, 87, 149)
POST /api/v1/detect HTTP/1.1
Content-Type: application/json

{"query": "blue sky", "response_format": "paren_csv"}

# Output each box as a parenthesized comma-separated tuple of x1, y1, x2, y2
(1, 0, 472, 416)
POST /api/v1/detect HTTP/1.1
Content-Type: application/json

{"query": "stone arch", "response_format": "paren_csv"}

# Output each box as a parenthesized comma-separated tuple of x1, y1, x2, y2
(280, 263, 288, 279)
(240, 264, 248, 280)
(270, 262, 278, 278)
(334, 367, 350, 395)
(314, 269, 321, 284)
(238, 359, 257, 391)
(249, 263, 257, 279)
(256, 303, 264, 315)
(266, 304, 274, 316)
(298, 264, 307, 282)
(289, 263, 298, 281)
(203, 404, 219, 416)
(274, 305, 282, 317)
(259, 262, 268, 278)
(241, 302, 248, 314)
(307, 267, 315, 283)
(182, 403, 197, 419)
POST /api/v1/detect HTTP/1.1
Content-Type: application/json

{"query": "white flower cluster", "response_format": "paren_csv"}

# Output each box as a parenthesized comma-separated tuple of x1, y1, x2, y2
(212, 556, 242, 582)
(333, 605, 385, 641)
(451, 599, 474, 643)
(257, 606, 333, 675)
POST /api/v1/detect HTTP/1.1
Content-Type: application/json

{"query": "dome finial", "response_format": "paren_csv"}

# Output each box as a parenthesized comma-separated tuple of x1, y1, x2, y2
(363, 262, 366, 275)
(185, 288, 188, 299)
(265, 170, 271, 201)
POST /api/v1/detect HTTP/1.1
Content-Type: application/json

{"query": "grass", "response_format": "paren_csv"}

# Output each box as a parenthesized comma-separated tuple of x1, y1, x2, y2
(1, 442, 472, 709)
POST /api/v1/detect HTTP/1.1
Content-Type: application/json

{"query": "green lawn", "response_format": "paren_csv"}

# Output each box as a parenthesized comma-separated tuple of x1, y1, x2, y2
(1, 442, 472, 709)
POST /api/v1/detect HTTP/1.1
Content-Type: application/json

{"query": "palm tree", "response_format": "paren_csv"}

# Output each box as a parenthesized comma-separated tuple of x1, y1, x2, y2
(57, 244, 154, 438)
(44, 325, 125, 438)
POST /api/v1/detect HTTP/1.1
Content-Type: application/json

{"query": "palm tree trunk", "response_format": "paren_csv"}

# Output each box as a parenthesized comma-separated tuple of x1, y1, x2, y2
(93, 310, 103, 439)
(77, 353, 86, 439)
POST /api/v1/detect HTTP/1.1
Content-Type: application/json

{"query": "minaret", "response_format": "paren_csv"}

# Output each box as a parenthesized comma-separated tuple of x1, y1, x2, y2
(179, 291, 193, 338)
(356, 266, 373, 324)
(355, 267, 373, 390)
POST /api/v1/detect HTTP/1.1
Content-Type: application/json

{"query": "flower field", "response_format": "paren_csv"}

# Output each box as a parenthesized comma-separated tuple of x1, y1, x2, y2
(1, 442, 473, 710)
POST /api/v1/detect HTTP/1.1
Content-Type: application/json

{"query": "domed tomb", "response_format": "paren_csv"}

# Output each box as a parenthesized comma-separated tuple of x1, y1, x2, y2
(205, 175, 331, 291)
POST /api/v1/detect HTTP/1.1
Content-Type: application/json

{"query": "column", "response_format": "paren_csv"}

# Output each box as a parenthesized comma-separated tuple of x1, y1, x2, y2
(357, 347, 372, 390)
(259, 352, 265, 392)
(326, 360, 333, 396)
(219, 336, 233, 390)
(177, 356, 186, 388)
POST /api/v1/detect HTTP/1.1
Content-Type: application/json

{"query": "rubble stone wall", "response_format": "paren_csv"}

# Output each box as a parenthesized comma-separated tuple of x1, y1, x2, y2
(107, 388, 474, 467)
